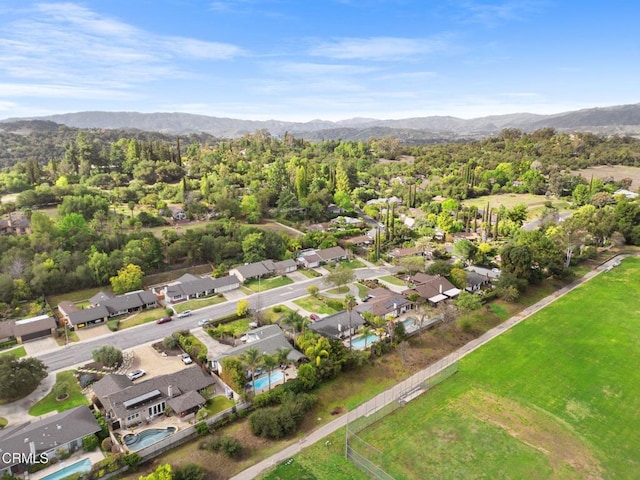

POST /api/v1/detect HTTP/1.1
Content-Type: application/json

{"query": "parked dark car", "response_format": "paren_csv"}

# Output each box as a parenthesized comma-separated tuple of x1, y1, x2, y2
(309, 314, 320, 321)
(157, 316, 173, 324)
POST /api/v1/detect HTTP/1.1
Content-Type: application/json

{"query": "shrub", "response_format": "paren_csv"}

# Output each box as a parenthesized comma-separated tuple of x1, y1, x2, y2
(101, 438, 113, 452)
(106, 319, 119, 332)
(174, 463, 205, 480)
(249, 392, 317, 439)
(220, 436, 242, 458)
(91, 346, 123, 368)
(163, 335, 179, 349)
(53, 381, 70, 399)
(122, 452, 141, 468)
(82, 434, 99, 452)
(273, 305, 282, 313)
(78, 373, 98, 388)
(194, 421, 209, 436)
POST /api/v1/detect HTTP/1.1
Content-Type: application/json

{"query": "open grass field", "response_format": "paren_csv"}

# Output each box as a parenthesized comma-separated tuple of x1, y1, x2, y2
(572, 165, 640, 189)
(293, 295, 339, 315)
(28, 370, 89, 416)
(286, 257, 640, 479)
(462, 193, 569, 218)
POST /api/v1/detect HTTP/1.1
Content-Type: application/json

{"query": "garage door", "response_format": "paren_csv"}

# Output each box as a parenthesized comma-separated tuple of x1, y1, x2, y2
(20, 330, 50, 342)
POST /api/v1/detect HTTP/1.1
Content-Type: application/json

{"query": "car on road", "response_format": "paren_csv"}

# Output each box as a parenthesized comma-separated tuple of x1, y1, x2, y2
(157, 316, 173, 324)
(198, 318, 210, 326)
(177, 310, 191, 318)
(309, 314, 320, 321)
(127, 369, 146, 381)
(181, 353, 193, 364)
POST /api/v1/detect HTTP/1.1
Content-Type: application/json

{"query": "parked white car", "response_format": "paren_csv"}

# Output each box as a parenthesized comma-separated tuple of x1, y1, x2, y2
(127, 369, 146, 381)
(181, 353, 193, 364)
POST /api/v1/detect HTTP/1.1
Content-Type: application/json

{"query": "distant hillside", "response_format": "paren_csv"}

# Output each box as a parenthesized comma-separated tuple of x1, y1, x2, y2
(3, 103, 640, 141)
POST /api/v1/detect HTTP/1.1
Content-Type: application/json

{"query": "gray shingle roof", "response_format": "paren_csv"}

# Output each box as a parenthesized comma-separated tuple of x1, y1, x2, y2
(231, 261, 275, 280)
(67, 305, 109, 326)
(316, 246, 347, 262)
(167, 390, 206, 414)
(211, 274, 240, 289)
(310, 311, 366, 339)
(0, 406, 100, 469)
(93, 367, 215, 422)
(214, 325, 305, 363)
(12, 315, 56, 336)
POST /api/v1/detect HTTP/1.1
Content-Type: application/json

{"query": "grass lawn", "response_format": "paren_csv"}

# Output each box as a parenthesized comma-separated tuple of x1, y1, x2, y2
(48, 286, 110, 306)
(339, 258, 366, 270)
(173, 295, 226, 313)
(293, 296, 338, 315)
(55, 330, 79, 346)
(355, 283, 370, 298)
(326, 286, 350, 294)
(461, 193, 552, 211)
(0, 346, 26, 358)
(119, 307, 168, 329)
(201, 395, 235, 418)
(299, 269, 322, 278)
(207, 318, 251, 339)
(261, 305, 294, 324)
(29, 370, 89, 416)
(243, 276, 294, 293)
(279, 257, 640, 479)
(378, 275, 406, 286)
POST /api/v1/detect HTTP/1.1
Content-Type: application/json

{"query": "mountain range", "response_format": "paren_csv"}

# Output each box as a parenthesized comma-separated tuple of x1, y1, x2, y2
(3, 103, 640, 142)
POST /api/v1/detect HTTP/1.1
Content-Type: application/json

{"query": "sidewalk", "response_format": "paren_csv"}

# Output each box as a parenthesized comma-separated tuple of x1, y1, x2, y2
(229, 254, 628, 480)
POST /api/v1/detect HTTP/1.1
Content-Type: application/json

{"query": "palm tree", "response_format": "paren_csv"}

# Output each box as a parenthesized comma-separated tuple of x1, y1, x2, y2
(305, 337, 330, 367)
(275, 347, 291, 369)
(281, 310, 310, 338)
(240, 347, 262, 396)
(344, 294, 357, 350)
(359, 324, 374, 348)
(262, 353, 278, 391)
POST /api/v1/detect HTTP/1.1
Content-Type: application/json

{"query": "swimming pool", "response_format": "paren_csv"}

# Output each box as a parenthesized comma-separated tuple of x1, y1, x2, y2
(351, 333, 380, 349)
(250, 370, 285, 391)
(123, 427, 177, 451)
(402, 317, 416, 330)
(41, 458, 92, 480)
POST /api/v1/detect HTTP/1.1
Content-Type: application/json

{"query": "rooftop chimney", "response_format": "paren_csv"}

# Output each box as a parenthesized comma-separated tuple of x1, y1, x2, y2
(168, 385, 173, 398)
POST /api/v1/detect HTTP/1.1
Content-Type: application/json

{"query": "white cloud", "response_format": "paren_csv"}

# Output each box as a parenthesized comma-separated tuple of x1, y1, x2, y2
(0, 2, 245, 99)
(454, 1, 546, 27)
(310, 36, 453, 61)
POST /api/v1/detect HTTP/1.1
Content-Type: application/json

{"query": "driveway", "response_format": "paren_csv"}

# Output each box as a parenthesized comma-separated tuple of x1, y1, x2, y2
(23, 337, 59, 356)
(126, 344, 187, 379)
(223, 289, 247, 301)
(191, 328, 232, 360)
(286, 271, 310, 282)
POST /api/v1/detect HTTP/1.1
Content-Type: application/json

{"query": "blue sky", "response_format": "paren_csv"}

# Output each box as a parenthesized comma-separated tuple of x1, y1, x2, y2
(0, 1, 638, 121)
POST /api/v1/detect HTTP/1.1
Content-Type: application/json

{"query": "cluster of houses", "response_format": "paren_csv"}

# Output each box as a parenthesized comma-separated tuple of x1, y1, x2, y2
(58, 290, 158, 330)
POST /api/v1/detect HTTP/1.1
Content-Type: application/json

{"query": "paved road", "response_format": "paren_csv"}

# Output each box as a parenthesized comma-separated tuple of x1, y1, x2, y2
(35, 267, 391, 371)
(229, 254, 627, 480)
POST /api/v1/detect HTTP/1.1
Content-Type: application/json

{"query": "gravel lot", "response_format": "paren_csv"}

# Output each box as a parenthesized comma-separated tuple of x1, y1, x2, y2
(126, 344, 187, 379)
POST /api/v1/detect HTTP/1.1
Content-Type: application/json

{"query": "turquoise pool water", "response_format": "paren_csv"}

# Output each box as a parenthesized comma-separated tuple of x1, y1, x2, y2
(402, 317, 416, 329)
(250, 370, 284, 390)
(351, 334, 380, 349)
(41, 458, 92, 480)
(124, 427, 177, 451)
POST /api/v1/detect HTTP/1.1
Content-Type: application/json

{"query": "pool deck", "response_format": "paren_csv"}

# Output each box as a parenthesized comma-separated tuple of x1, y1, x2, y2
(31, 450, 105, 480)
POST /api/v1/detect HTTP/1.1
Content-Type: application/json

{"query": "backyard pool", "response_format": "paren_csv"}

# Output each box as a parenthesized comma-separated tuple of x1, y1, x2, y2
(249, 370, 285, 391)
(41, 458, 92, 480)
(351, 333, 380, 349)
(123, 427, 177, 451)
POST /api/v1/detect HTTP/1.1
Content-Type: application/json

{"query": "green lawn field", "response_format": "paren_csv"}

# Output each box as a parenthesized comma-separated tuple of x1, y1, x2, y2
(265, 257, 640, 479)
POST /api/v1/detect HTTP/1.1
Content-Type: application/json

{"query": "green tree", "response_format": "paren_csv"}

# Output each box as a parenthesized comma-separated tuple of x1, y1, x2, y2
(344, 294, 357, 350)
(92, 345, 123, 368)
(240, 194, 261, 223)
(306, 284, 319, 297)
(449, 267, 468, 289)
(0, 357, 47, 400)
(281, 310, 310, 336)
(236, 299, 249, 318)
(305, 336, 330, 366)
(262, 354, 278, 391)
(110, 263, 144, 294)
(88, 246, 112, 285)
(296, 363, 317, 390)
(242, 232, 266, 263)
(396, 255, 425, 275)
(324, 265, 355, 290)
(241, 347, 263, 396)
(139, 464, 174, 480)
(455, 291, 482, 314)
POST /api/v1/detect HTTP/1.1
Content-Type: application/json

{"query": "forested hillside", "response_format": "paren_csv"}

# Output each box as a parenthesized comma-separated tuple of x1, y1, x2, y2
(1, 126, 640, 320)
